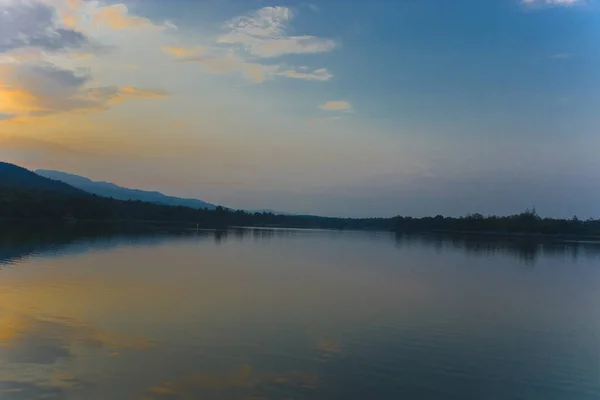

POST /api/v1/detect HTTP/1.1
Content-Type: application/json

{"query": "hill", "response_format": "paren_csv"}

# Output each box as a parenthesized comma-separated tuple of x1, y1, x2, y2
(0, 162, 84, 195)
(36, 169, 216, 210)
(0, 163, 598, 237)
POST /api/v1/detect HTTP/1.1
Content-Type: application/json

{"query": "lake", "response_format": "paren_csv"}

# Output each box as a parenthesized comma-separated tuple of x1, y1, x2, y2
(1, 224, 600, 400)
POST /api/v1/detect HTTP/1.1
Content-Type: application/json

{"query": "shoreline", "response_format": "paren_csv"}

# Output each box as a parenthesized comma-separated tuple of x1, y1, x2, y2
(2, 219, 600, 242)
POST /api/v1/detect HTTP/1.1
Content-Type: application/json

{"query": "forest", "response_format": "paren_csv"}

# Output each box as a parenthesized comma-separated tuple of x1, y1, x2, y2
(1, 186, 599, 237)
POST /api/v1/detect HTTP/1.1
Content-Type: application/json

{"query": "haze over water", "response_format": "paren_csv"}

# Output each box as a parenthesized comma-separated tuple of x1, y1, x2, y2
(1, 226, 600, 400)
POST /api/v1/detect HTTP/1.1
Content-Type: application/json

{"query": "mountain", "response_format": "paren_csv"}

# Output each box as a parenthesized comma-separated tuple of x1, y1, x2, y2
(36, 169, 216, 210)
(0, 162, 84, 195)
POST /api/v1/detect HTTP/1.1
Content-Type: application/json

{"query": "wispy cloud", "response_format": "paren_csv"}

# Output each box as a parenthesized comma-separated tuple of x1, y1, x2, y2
(89, 85, 168, 104)
(181, 52, 332, 83)
(522, 0, 587, 7)
(311, 101, 353, 125)
(177, 51, 279, 83)
(550, 52, 573, 59)
(162, 6, 335, 83)
(163, 48, 333, 83)
(278, 67, 332, 81)
(161, 46, 206, 57)
(218, 6, 336, 58)
(319, 101, 353, 112)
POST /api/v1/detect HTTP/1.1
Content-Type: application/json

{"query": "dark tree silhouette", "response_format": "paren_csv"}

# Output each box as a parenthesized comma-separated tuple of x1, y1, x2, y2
(0, 186, 598, 237)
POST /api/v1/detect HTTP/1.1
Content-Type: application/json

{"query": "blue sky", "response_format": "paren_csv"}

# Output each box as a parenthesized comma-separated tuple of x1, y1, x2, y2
(0, 0, 599, 217)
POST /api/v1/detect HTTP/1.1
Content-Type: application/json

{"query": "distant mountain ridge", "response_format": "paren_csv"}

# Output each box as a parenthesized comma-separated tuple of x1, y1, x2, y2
(36, 170, 216, 210)
(0, 162, 84, 195)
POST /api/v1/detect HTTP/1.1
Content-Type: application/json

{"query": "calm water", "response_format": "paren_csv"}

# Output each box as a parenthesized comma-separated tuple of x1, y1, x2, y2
(1, 225, 600, 400)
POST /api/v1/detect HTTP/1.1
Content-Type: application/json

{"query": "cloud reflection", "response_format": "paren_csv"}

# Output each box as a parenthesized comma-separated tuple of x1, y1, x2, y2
(0, 308, 153, 398)
(142, 365, 320, 400)
(393, 232, 600, 266)
(1, 227, 599, 399)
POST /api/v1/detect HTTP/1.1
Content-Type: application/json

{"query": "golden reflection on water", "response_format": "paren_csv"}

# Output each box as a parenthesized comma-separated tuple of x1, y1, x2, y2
(1, 228, 600, 400)
(0, 232, 358, 399)
(141, 366, 320, 400)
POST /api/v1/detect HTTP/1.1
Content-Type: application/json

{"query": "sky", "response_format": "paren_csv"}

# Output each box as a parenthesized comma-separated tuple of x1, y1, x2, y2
(0, 0, 599, 218)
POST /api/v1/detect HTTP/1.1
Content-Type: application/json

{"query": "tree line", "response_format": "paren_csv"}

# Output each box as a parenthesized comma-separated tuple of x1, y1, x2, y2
(1, 187, 599, 237)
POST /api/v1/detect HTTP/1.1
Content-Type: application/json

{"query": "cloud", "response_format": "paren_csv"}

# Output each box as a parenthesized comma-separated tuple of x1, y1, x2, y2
(0, 1, 89, 54)
(162, 6, 336, 83)
(278, 67, 332, 81)
(218, 6, 336, 58)
(110, 86, 168, 101)
(92, 3, 164, 30)
(0, 63, 167, 117)
(0, 62, 90, 115)
(161, 46, 206, 57)
(311, 101, 353, 124)
(179, 51, 279, 83)
(550, 52, 573, 59)
(522, 0, 587, 7)
(165, 46, 333, 83)
(319, 101, 353, 112)
(58, 0, 174, 32)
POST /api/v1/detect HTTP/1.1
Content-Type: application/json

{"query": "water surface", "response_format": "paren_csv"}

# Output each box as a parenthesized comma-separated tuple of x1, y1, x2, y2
(1, 225, 599, 400)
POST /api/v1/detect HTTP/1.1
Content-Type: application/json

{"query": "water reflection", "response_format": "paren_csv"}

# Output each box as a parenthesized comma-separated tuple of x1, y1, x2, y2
(3, 223, 598, 268)
(0, 224, 600, 267)
(141, 366, 321, 400)
(1, 225, 599, 399)
(394, 232, 600, 266)
(0, 222, 214, 267)
(0, 308, 154, 399)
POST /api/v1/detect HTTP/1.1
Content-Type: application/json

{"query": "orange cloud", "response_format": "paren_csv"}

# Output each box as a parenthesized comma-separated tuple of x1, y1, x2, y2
(109, 86, 168, 102)
(60, 0, 84, 29)
(0, 87, 39, 115)
(0, 63, 167, 118)
(162, 46, 206, 57)
(278, 68, 332, 81)
(319, 101, 353, 112)
(59, 0, 172, 31)
(93, 4, 163, 30)
(163, 44, 333, 82)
